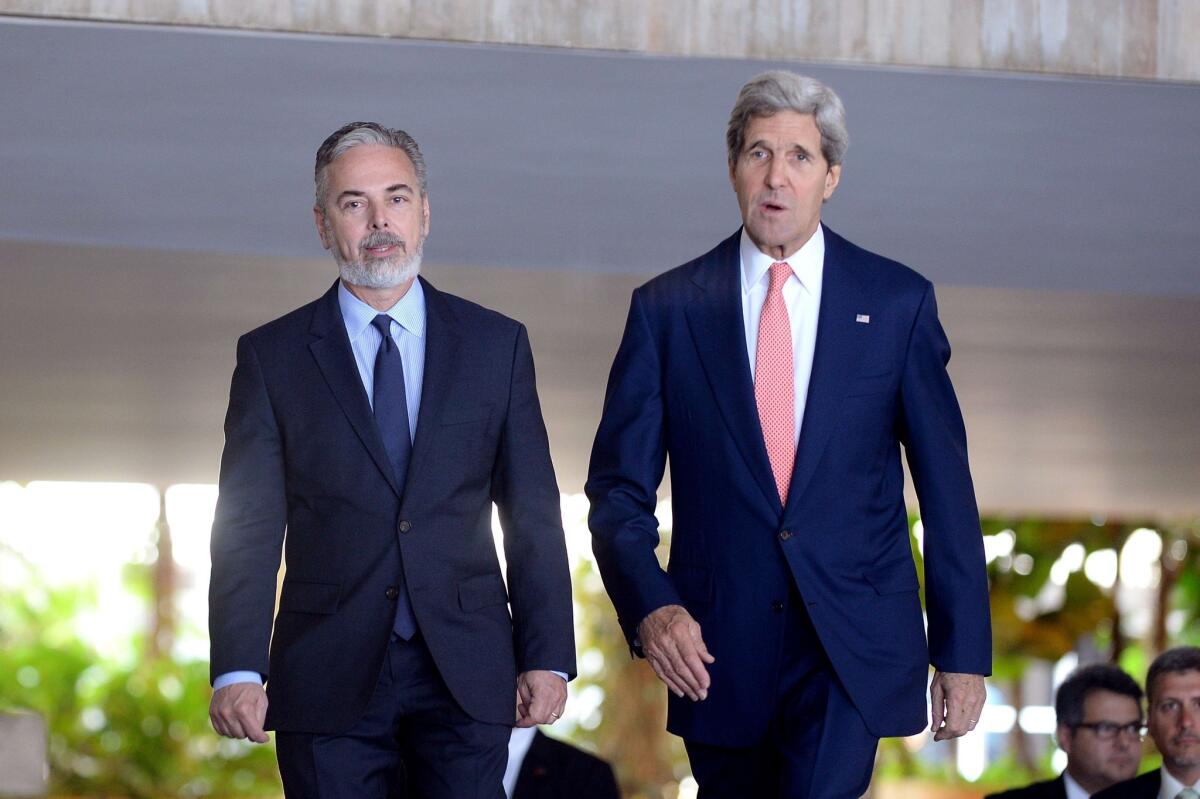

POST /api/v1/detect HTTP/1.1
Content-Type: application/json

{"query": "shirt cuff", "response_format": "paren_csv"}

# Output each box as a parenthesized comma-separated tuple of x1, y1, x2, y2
(552, 671, 568, 682)
(213, 671, 263, 691)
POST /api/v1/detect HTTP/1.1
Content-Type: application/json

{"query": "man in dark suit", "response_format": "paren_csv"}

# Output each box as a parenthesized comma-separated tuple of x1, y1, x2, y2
(506, 728, 620, 799)
(586, 71, 991, 797)
(987, 664, 1143, 799)
(1094, 647, 1200, 799)
(207, 122, 576, 798)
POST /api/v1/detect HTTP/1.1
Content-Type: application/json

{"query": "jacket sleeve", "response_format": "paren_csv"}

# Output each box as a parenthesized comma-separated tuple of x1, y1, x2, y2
(898, 282, 992, 676)
(207, 334, 287, 684)
(585, 289, 681, 650)
(491, 323, 577, 678)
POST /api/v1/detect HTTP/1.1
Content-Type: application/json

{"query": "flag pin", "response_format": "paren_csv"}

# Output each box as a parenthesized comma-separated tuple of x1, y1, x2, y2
(856, 314, 870, 324)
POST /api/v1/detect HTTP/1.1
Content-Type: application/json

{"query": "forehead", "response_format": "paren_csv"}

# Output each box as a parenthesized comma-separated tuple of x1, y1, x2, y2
(742, 111, 822, 149)
(1153, 669, 1200, 701)
(326, 144, 417, 189)
(1082, 689, 1141, 719)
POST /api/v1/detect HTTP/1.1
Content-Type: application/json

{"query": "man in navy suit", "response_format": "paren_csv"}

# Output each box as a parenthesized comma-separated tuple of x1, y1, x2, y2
(207, 122, 575, 798)
(587, 71, 991, 797)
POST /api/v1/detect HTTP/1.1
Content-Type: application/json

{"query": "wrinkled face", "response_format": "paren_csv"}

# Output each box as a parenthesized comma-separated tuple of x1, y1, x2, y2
(1059, 690, 1143, 792)
(1149, 671, 1200, 781)
(314, 144, 430, 289)
(729, 110, 841, 259)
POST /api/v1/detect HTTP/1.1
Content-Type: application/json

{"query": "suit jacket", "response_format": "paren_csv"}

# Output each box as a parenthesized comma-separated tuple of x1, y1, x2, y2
(586, 227, 991, 745)
(1092, 770, 1162, 799)
(513, 730, 620, 799)
(986, 775, 1067, 799)
(209, 278, 575, 734)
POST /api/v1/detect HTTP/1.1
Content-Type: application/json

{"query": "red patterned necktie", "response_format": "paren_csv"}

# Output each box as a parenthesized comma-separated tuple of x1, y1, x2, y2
(755, 262, 795, 504)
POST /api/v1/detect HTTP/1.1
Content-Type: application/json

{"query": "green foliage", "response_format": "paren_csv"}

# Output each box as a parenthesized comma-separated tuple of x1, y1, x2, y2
(0, 556, 281, 798)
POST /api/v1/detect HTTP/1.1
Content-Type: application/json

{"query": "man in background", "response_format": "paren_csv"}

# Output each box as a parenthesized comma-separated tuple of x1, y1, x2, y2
(1095, 647, 1200, 799)
(987, 664, 1143, 798)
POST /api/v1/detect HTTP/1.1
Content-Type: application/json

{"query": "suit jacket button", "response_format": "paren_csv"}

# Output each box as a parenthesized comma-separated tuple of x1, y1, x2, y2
(771, 601, 784, 612)
(398, 519, 412, 534)
(385, 587, 399, 600)
(778, 530, 792, 541)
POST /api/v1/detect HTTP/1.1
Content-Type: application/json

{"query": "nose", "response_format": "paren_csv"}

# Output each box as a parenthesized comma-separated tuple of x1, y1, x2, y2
(369, 205, 389, 230)
(765, 155, 787, 188)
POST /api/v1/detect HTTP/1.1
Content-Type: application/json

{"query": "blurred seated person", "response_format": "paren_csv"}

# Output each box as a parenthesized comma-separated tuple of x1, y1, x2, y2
(988, 664, 1143, 798)
(505, 727, 620, 799)
(1093, 647, 1200, 799)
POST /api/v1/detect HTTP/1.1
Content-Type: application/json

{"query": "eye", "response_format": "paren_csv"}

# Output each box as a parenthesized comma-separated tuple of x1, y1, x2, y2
(748, 149, 766, 160)
(1095, 722, 1117, 736)
(390, 195, 407, 205)
(343, 200, 363, 211)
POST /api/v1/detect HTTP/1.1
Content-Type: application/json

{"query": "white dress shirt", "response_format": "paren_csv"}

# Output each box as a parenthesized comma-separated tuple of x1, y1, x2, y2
(1159, 767, 1200, 799)
(740, 224, 825, 443)
(212, 279, 427, 692)
(1061, 771, 1088, 799)
(503, 726, 537, 797)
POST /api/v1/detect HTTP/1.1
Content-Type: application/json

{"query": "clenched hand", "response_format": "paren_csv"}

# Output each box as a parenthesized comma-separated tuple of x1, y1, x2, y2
(515, 670, 567, 728)
(210, 682, 269, 743)
(930, 670, 986, 741)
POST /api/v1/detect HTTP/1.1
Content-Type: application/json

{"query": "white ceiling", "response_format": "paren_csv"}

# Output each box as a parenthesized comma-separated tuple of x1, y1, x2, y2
(1, 17, 1198, 517)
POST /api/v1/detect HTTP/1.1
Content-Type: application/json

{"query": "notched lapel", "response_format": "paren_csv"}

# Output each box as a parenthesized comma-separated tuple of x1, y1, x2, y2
(684, 234, 782, 513)
(784, 233, 871, 514)
(307, 282, 403, 498)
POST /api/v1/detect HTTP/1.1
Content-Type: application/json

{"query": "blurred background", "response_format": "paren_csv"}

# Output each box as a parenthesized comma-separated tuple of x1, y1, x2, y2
(1, 1, 1198, 796)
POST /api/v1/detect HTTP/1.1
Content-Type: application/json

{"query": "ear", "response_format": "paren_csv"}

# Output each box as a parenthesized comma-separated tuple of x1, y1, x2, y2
(313, 206, 332, 250)
(421, 193, 431, 236)
(728, 159, 738, 190)
(822, 164, 842, 200)
(1057, 723, 1074, 755)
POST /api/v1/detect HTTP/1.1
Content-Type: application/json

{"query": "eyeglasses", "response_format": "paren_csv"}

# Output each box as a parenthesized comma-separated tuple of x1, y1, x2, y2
(1073, 721, 1146, 740)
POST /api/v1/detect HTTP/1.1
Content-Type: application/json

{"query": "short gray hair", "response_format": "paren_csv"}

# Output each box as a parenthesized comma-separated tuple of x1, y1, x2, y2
(726, 71, 849, 168)
(1147, 646, 1200, 703)
(314, 121, 428, 211)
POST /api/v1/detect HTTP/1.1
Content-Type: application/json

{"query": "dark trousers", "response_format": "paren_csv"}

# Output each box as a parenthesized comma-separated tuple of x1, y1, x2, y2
(684, 590, 879, 799)
(276, 633, 509, 799)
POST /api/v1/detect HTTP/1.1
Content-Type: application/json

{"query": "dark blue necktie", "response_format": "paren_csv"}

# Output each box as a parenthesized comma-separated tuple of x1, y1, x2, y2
(370, 314, 417, 639)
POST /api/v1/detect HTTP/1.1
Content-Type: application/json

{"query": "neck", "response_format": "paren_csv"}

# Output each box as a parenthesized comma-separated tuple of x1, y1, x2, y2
(747, 223, 819, 262)
(1064, 765, 1106, 795)
(343, 277, 416, 311)
(1167, 762, 1200, 788)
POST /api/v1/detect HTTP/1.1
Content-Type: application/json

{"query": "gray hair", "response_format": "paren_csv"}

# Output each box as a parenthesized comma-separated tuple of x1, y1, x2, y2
(314, 121, 428, 211)
(1147, 646, 1200, 703)
(726, 71, 849, 168)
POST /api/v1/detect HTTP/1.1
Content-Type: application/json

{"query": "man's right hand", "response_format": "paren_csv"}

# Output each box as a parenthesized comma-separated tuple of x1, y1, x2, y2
(209, 682, 270, 743)
(638, 604, 715, 701)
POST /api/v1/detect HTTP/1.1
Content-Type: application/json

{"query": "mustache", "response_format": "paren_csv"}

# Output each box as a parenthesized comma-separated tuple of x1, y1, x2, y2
(360, 231, 406, 253)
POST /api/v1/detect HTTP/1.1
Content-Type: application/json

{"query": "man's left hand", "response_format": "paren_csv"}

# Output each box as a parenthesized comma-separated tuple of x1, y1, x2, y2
(930, 670, 985, 741)
(515, 670, 567, 728)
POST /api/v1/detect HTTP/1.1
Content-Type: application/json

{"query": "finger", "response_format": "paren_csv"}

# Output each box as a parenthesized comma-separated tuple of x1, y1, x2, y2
(691, 626, 716, 665)
(929, 679, 946, 733)
(648, 656, 692, 699)
(662, 635, 707, 698)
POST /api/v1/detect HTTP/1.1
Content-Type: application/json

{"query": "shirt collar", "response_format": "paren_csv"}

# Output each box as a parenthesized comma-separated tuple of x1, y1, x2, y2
(1061, 771, 1089, 799)
(337, 278, 426, 341)
(739, 224, 825, 296)
(1160, 766, 1198, 798)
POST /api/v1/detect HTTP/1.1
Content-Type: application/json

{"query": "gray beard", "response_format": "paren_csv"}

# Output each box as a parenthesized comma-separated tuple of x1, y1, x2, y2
(335, 240, 423, 289)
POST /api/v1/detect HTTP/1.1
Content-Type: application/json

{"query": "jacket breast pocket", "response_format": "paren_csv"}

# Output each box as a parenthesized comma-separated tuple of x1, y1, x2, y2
(846, 371, 895, 398)
(458, 572, 509, 612)
(279, 580, 341, 614)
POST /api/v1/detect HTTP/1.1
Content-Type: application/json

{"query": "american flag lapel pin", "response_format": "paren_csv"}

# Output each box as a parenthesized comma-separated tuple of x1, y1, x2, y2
(856, 314, 870, 324)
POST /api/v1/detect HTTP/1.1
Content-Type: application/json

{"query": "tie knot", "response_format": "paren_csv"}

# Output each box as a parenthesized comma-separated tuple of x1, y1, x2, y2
(371, 314, 393, 338)
(769, 262, 792, 291)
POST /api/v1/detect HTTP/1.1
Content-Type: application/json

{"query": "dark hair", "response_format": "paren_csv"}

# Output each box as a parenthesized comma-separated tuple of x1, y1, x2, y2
(314, 122, 427, 211)
(1146, 646, 1200, 703)
(1055, 664, 1143, 726)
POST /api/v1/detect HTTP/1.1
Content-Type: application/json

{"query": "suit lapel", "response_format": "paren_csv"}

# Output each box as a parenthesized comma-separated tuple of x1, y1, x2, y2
(404, 277, 463, 498)
(784, 228, 870, 514)
(307, 280, 403, 498)
(684, 230, 782, 513)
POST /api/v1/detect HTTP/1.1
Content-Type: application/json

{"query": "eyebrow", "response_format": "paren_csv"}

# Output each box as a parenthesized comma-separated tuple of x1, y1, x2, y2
(335, 184, 415, 203)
